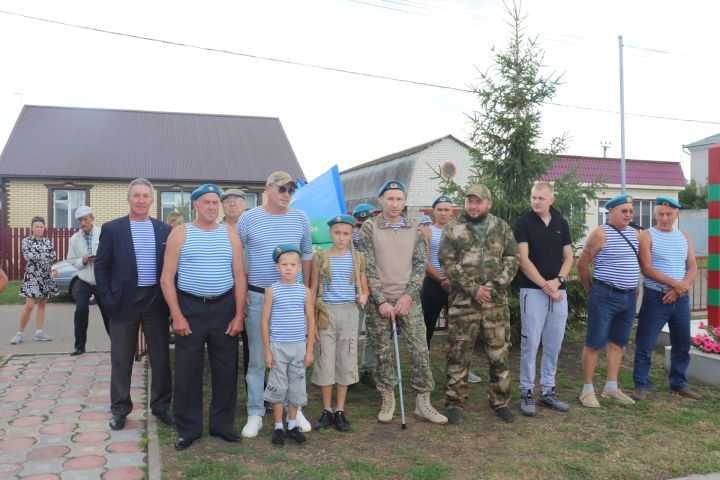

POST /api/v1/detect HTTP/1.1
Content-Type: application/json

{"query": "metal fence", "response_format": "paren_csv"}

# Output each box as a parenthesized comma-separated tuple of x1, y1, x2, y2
(0, 227, 78, 280)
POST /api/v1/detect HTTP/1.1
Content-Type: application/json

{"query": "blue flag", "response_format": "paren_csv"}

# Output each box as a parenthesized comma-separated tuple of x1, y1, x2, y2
(290, 165, 347, 250)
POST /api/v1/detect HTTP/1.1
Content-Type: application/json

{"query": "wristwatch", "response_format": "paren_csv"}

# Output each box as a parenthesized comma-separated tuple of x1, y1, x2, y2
(556, 275, 566, 286)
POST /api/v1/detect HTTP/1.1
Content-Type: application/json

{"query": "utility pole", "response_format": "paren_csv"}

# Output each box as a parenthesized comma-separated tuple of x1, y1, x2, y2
(618, 35, 627, 194)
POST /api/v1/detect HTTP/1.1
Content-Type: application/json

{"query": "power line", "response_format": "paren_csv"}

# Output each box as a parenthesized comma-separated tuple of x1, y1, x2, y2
(1, 9, 718, 126)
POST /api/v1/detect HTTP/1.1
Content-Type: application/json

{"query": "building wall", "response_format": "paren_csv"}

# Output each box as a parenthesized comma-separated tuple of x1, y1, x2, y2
(5, 178, 265, 228)
(690, 147, 708, 187)
(406, 139, 475, 208)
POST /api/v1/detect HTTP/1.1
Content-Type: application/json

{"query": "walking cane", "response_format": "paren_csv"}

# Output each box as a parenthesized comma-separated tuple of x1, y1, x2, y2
(390, 312, 407, 430)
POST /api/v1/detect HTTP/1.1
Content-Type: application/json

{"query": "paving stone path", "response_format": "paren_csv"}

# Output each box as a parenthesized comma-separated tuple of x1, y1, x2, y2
(0, 353, 147, 479)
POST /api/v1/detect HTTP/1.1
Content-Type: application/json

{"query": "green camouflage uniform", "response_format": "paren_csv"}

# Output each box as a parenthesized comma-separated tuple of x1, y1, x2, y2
(439, 212, 519, 409)
(358, 215, 435, 393)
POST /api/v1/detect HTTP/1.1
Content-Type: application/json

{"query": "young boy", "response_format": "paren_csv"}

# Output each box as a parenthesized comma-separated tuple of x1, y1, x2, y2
(261, 244, 316, 447)
(310, 215, 369, 432)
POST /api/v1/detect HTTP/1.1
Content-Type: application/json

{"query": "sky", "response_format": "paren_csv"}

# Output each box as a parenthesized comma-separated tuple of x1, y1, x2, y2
(0, 0, 718, 182)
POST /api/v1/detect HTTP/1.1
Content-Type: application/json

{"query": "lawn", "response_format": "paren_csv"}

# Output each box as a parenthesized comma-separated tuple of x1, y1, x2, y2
(158, 325, 720, 480)
(0, 280, 73, 305)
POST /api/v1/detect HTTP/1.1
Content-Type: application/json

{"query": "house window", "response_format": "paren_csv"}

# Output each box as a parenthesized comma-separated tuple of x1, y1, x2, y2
(160, 191, 194, 223)
(52, 189, 87, 228)
(245, 193, 258, 209)
(598, 198, 655, 229)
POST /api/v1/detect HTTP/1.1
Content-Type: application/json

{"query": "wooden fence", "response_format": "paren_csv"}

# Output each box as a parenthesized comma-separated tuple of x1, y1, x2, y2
(0, 227, 78, 280)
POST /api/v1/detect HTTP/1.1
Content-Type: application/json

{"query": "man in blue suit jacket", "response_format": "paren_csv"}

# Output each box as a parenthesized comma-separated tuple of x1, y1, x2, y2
(95, 178, 174, 431)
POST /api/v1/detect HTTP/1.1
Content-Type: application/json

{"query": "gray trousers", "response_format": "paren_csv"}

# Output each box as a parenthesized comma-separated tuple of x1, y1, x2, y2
(519, 288, 568, 393)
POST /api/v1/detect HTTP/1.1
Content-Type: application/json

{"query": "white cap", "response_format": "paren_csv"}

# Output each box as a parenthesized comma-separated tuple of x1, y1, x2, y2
(74, 206, 93, 219)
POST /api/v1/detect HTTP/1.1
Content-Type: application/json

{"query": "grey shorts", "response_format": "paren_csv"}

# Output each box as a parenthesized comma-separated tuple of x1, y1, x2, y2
(263, 341, 307, 407)
(312, 302, 360, 386)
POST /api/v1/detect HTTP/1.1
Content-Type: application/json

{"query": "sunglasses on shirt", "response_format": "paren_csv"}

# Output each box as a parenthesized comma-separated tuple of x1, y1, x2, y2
(276, 185, 296, 195)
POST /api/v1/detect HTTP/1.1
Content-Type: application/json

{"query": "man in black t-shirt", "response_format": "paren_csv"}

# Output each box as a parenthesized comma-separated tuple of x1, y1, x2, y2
(514, 181, 573, 417)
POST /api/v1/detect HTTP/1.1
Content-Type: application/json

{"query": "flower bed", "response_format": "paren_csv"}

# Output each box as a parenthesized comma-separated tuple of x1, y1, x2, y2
(691, 322, 720, 354)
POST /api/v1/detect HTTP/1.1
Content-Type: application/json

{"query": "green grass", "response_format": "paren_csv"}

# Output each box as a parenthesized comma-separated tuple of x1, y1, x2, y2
(159, 330, 720, 480)
(0, 280, 73, 305)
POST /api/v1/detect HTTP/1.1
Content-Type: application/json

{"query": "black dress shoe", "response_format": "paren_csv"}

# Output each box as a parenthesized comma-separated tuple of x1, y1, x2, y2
(210, 431, 242, 443)
(109, 414, 126, 430)
(334, 410, 351, 432)
(152, 410, 175, 426)
(174, 437, 197, 450)
(70, 348, 85, 356)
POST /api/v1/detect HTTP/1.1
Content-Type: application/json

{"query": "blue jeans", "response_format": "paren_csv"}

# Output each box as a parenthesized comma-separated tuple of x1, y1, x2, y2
(245, 290, 267, 416)
(585, 281, 636, 349)
(633, 287, 691, 391)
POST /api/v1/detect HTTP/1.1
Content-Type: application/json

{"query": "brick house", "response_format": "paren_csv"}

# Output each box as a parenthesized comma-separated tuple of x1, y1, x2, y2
(0, 105, 305, 229)
(341, 135, 686, 237)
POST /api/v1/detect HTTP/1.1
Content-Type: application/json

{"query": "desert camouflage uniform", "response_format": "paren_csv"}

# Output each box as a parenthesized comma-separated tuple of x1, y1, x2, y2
(358, 215, 435, 393)
(439, 212, 519, 409)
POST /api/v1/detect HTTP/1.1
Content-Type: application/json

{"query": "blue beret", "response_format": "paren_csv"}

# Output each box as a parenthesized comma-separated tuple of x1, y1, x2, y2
(605, 194, 634, 209)
(352, 203, 374, 220)
(327, 214, 355, 228)
(419, 215, 432, 225)
(272, 243, 301, 263)
(191, 183, 222, 202)
(378, 180, 405, 197)
(432, 195, 452, 208)
(656, 197, 682, 209)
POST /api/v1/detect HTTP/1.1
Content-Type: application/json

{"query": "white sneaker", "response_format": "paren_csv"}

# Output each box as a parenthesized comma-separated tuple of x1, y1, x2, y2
(290, 408, 312, 433)
(241, 415, 263, 438)
(468, 372, 482, 383)
(10, 332, 23, 344)
(33, 330, 53, 341)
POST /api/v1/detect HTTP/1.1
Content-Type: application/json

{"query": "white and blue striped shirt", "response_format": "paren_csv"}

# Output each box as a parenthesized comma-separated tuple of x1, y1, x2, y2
(594, 224, 640, 290)
(645, 227, 688, 290)
(178, 224, 234, 296)
(429, 225, 445, 277)
(237, 207, 312, 288)
(130, 220, 156, 287)
(270, 283, 307, 342)
(322, 251, 356, 304)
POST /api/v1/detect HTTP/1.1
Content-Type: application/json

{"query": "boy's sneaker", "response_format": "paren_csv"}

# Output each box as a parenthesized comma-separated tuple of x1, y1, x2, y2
(290, 408, 312, 433)
(468, 372, 482, 384)
(271, 428, 285, 447)
(241, 415, 263, 438)
(520, 389, 536, 416)
(10, 332, 23, 344)
(334, 410, 351, 432)
(315, 410, 334, 430)
(33, 331, 52, 341)
(539, 388, 570, 412)
(286, 426, 306, 444)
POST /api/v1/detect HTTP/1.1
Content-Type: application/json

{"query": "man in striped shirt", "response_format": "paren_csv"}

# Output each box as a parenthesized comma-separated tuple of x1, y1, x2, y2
(161, 184, 247, 450)
(576, 194, 640, 408)
(632, 197, 700, 400)
(237, 171, 314, 438)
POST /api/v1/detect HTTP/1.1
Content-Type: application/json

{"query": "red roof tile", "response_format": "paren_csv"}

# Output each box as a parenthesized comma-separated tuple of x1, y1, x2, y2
(542, 155, 686, 187)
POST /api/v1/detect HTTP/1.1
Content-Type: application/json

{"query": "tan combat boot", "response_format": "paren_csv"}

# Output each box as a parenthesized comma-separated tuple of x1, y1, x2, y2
(414, 392, 448, 424)
(377, 389, 395, 423)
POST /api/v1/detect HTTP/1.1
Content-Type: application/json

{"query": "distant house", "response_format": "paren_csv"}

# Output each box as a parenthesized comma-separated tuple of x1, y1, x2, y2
(0, 105, 305, 229)
(684, 132, 720, 187)
(341, 135, 686, 234)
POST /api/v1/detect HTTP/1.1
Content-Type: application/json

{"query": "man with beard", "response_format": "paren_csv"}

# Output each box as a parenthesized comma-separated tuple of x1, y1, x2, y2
(439, 184, 519, 424)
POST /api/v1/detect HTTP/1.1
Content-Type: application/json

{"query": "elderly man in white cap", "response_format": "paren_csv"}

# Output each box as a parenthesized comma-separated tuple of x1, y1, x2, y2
(67, 206, 110, 356)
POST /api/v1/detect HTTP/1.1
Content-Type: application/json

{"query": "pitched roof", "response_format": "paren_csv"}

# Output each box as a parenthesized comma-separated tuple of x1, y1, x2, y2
(341, 134, 471, 174)
(543, 155, 686, 187)
(684, 133, 720, 149)
(0, 105, 304, 183)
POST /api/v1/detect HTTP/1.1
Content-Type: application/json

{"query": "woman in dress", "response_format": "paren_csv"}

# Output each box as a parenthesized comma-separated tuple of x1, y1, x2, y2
(10, 216, 58, 344)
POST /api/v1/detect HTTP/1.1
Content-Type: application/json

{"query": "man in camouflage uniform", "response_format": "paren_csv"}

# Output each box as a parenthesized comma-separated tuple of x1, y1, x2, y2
(439, 184, 519, 424)
(359, 180, 447, 425)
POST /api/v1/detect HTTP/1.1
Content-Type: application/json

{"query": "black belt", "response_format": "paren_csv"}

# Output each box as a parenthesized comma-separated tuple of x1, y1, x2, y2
(138, 285, 156, 289)
(248, 284, 265, 294)
(592, 279, 635, 293)
(178, 288, 233, 304)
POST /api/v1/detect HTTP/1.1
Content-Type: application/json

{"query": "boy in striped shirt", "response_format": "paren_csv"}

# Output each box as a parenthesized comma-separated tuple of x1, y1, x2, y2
(261, 244, 316, 447)
(310, 215, 368, 432)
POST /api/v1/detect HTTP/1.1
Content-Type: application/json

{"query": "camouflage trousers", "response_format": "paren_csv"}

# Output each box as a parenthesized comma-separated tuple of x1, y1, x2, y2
(365, 299, 435, 393)
(445, 303, 511, 410)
